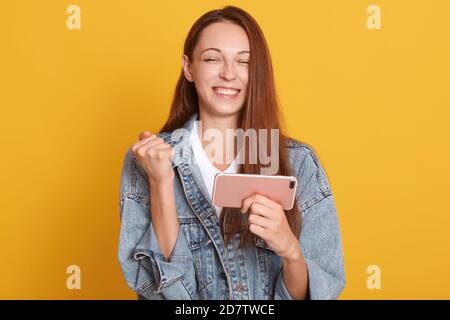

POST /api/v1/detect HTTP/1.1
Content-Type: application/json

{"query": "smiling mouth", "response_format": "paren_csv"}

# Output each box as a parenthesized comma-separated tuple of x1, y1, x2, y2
(212, 87, 241, 99)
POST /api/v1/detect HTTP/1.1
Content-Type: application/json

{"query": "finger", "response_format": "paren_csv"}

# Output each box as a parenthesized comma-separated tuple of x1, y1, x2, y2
(137, 140, 171, 159)
(247, 202, 273, 219)
(142, 138, 167, 151)
(241, 194, 266, 213)
(248, 224, 268, 240)
(253, 194, 282, 210)
(139, 131, 156, 141)
(150, 141, 171, 150)
(131, 135, 158, 153)
(134, 137, 164, 153)
(242, 194, 282, 214)
(151, 143, 173, 158)
(241, 196, 269, 215)
(248, 213, 270, 228)
(241, 195, 256, 214)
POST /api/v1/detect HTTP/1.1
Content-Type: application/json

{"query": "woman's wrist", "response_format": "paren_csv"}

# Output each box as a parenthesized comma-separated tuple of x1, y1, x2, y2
(149, 175, 174, 190)
(282, 238, 303, 263)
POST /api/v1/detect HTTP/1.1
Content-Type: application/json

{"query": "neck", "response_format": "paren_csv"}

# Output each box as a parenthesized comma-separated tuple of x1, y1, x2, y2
(197, 110, 241, 167)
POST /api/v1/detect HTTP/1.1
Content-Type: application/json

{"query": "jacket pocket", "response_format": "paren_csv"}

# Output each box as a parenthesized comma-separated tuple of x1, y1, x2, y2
(254, 237, 282, 298)
(135, 257, 158, 294)
(180, 219, 215, 292)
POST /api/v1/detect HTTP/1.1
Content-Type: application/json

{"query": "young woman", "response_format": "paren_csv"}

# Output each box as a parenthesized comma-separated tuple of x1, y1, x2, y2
(118, 6, 345, 300)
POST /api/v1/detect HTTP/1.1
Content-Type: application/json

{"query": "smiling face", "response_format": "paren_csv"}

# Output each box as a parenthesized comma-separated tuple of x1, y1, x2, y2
(182, 21, 250, 118)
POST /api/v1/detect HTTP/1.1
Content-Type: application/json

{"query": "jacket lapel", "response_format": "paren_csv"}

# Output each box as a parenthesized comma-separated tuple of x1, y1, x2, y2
(164, 113, 230, 268)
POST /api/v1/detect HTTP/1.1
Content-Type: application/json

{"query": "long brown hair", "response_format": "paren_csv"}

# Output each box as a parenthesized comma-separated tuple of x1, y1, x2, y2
(160, 5, 301, 248)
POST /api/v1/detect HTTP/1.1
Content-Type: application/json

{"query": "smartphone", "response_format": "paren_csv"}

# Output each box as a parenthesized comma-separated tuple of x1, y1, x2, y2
(212, 173, 297, 210)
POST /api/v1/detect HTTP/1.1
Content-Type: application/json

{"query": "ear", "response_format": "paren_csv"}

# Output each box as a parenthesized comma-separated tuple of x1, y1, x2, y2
(182, 54, 193, 82)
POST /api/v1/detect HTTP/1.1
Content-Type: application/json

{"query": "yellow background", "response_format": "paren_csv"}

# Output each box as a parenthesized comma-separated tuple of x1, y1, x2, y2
(1, 0, 449, 299)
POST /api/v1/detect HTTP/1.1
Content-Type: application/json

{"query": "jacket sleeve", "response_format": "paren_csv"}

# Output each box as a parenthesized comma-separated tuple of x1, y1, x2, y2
(274, 146, 346, 300)
(118, 148, 199, 299)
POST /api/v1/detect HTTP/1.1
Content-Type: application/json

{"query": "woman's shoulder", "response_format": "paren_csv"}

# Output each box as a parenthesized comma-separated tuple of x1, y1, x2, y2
(283, 136, 322, 168)
(284, 136, 333, 211)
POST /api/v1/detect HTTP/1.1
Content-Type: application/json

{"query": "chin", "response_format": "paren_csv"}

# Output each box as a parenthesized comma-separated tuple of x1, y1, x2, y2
(210, 105, 243, 117)
(199, 96, 245, 118)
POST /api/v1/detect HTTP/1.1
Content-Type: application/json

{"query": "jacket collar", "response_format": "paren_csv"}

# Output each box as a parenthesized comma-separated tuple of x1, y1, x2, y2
(162, 114, 234, 277)
(160, 112, 214, 218)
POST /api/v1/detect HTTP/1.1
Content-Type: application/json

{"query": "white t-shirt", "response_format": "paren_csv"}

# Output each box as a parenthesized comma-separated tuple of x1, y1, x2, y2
(191, 121, 241, 216)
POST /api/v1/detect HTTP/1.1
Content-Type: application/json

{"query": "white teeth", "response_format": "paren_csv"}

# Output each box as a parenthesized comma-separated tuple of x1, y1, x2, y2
(214, 88, 239, 95)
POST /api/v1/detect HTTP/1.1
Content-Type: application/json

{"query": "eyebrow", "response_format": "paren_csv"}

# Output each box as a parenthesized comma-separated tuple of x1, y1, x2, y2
(200, 48, 250, 55)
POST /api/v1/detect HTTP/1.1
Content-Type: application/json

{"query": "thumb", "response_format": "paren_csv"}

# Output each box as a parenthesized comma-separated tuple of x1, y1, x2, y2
(139, 131, 153, 141)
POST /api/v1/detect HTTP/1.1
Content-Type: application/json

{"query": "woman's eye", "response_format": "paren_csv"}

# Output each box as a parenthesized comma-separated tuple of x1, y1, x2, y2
(204, 58, 219, 62)
(238, 60, 250, 64)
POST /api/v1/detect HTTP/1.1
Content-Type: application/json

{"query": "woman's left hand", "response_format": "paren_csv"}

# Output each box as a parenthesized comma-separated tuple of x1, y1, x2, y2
(241, 194, 300, 260)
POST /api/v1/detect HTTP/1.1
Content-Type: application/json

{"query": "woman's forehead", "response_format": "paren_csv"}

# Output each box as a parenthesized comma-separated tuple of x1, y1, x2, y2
(195, 22, 250, 54)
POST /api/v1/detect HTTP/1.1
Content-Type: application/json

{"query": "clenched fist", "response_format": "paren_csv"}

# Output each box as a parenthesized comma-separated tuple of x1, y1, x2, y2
(131, 131, 175, 184)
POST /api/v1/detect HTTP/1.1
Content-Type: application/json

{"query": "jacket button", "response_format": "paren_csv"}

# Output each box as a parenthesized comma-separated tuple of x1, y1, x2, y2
(235, 284, 245, 293)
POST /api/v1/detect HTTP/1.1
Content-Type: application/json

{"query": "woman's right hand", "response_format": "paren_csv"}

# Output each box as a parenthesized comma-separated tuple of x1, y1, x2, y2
(131, 131, 175, 184)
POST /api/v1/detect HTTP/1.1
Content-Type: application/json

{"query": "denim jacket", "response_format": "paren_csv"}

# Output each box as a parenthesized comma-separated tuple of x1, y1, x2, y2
(118, 113, 346, 300)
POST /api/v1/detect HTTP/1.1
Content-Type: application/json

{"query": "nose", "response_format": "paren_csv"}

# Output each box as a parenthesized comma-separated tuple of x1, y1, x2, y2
(219, 61, 236, 81)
